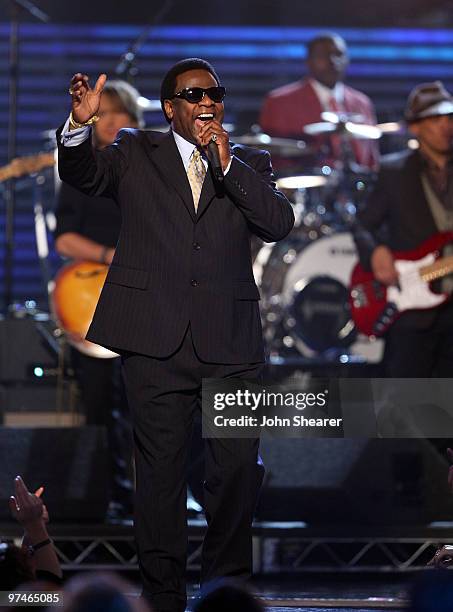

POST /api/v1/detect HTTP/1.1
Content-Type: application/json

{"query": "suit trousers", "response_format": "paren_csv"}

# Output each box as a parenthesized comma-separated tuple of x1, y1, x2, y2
(121, 325, 264, 612)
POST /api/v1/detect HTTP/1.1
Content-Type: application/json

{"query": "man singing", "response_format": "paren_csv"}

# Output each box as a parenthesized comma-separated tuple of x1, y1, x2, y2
(57, 58, 294, 612)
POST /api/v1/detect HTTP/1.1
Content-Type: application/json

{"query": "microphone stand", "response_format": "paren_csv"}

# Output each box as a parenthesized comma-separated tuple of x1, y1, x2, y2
(115, 0, 173, 82)
(4, 0, 49, 314)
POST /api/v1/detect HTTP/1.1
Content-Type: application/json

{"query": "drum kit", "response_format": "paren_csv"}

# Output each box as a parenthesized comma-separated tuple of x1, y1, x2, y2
(235, 112, 406, 366)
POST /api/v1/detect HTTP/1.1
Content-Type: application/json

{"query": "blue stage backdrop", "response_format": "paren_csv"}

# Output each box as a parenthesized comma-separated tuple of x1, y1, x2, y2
(1, 23, 453, 309)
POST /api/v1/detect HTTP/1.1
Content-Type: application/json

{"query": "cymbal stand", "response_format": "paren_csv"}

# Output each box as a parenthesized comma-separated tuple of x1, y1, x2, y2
(4, 0, 49, 313)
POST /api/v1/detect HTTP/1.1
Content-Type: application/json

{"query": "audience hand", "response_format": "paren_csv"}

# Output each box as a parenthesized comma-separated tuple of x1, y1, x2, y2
(9, 476, 45, 528)
(428, 545, 453, 568)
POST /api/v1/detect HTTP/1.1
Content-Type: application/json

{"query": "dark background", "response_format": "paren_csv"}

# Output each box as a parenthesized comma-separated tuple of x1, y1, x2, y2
(1, 0, 452, 27)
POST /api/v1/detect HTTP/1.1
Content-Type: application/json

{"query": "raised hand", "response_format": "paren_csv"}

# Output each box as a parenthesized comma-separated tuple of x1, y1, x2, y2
(9, 475, 44, 528)
(69, 72, 107, 124)
(428, 544, 453, 567)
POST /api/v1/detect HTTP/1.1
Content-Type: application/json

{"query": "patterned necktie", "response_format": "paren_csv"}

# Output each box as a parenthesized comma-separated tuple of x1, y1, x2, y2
(187, 148, 206, 211)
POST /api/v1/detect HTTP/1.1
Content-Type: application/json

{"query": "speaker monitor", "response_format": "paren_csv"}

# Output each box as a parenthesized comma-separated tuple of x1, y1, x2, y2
(257, 438, 453, 524)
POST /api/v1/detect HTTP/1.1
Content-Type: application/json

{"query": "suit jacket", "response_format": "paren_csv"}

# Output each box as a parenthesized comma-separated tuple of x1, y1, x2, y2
(354, 149, 447, 329)
(57, 128, 294, 363)
(259, 79, 379, 169)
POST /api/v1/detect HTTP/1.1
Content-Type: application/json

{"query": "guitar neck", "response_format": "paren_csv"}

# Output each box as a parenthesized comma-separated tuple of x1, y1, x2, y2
(420, 255, 453, 282)
(0, 166, 14, 182)
(0, 153, 55, 183)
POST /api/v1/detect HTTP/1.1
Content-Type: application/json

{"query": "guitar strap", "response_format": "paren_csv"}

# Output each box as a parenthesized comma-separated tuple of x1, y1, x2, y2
(421, 172, 453, 293)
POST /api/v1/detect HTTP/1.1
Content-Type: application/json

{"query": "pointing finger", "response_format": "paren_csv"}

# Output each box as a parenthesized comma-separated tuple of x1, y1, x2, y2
(15, 476, 32, 507)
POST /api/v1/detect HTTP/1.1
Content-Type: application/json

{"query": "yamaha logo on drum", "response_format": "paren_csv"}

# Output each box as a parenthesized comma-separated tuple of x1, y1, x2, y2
(329, 247, 357, 256)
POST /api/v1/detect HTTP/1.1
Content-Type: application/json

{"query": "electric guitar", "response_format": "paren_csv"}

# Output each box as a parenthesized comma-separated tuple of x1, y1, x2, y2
(51, 261, 118, 359)
(0, 152, 55, 182)
(349, 232, 453, 337)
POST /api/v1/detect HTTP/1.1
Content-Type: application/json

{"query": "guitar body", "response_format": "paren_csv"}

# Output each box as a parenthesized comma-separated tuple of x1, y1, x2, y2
(349, 232, 453, 337)
(51, 261, 118, 359)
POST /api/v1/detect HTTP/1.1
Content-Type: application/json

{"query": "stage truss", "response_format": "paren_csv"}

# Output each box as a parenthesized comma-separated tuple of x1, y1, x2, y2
(3, 520, 453, 573)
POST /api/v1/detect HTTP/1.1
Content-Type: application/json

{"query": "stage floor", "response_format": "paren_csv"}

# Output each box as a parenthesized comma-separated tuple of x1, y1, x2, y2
(178, 577, 408, 611)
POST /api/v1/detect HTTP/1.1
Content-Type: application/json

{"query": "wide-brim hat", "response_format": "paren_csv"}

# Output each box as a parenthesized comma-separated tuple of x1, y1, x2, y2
(405, 81, 453, 122)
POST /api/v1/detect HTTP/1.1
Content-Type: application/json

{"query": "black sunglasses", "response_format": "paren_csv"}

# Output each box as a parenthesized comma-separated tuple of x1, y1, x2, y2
(171, 86, 226, 104)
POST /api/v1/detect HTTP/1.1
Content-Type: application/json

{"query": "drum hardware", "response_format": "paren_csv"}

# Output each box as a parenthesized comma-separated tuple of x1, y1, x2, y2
(233, 133, 313, 158)
(137, 96, 162, 111)
(304, 112, 382, 140)
(152, 122, 236, 134)
(377, 121, 406, 134)
(276, 175, 328, 190)
(276, 170, 334, 230)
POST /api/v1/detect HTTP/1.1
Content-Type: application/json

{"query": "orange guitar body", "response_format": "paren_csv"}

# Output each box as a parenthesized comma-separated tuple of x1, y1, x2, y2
(51, 261, 118, 358)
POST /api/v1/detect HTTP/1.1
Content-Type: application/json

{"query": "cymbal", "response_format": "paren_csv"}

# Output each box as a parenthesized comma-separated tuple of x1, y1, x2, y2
(377, 121, 406, 134)
(304, 112, 382, 140)
(233, 133, 311, 157)
(304, 121, 382, 140)
(137, 96, 162, 111)
(321, 111, 365, 124)
(276, 175, 328, 189)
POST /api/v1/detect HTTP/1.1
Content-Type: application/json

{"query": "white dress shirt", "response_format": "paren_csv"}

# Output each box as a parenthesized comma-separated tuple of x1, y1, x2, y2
(309, 78, 345, 112)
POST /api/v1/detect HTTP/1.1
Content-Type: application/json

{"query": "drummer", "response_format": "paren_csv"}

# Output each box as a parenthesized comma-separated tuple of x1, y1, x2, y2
(259, 32, 379, 170)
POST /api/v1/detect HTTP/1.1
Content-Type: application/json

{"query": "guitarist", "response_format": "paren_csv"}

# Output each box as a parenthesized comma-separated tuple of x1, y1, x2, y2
(354, 81, 453, 377)
(54, 79, 143, 522)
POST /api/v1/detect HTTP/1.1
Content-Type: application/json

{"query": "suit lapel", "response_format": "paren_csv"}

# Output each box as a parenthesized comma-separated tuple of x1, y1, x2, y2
(144, 130, 196, 222)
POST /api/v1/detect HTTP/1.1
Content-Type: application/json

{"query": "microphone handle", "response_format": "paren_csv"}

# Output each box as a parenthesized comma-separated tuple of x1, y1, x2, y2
(207, 141, 224, 182)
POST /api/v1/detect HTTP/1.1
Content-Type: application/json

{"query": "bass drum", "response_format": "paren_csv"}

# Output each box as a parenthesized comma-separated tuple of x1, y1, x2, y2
(255, 232, 383, 361)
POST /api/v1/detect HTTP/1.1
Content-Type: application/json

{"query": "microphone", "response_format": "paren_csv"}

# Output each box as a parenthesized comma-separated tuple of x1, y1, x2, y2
(197, 115, 224, 182)
(207, 137, 224, 182)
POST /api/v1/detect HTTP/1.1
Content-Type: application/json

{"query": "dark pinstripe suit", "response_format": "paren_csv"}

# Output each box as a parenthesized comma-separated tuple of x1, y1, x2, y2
(58, 127, 294, 611)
